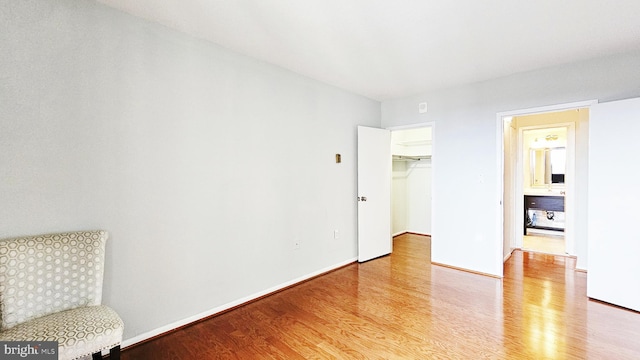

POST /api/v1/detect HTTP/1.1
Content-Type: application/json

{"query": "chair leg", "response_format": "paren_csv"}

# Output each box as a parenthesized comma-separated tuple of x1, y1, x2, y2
(92, 352, 103, 360)
(109, 345, 121, 360)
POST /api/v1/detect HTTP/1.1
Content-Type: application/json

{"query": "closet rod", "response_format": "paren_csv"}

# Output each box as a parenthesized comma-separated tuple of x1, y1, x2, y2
(392, 155, 431, 161)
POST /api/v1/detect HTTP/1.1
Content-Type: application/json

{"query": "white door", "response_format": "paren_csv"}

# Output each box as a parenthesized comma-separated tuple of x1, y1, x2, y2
(588, 97, 640, 311)
(357, 126, 392, 262)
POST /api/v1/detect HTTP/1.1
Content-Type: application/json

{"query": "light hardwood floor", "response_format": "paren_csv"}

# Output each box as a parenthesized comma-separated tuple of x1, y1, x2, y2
(523, 234, 565, 255)
(120, 234, 640, 359)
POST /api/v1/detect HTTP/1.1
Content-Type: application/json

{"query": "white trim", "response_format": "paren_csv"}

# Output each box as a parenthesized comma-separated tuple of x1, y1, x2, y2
(497, 100, 598, 118)
(392, 231, 432, 237)
(120, 257, 358, 349)
(504, 248, 514, 263)
(385, 121, 434, 131)
(496, 111, 505, 277)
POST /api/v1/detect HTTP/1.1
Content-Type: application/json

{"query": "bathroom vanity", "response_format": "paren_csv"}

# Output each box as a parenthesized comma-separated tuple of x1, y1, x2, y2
(524, 194, 565, 234)
(524, 140, 566, 234)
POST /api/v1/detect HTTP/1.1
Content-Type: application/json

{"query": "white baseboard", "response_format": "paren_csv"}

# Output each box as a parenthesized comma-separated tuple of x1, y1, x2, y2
(504, 249, 514, 262)
(121, 257, 358, 349)
(407, 231, 431, 237)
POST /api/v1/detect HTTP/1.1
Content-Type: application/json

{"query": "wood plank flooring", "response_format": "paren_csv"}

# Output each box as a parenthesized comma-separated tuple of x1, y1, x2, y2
(523, 234, 565, 255)
(120, 234, 640, 359)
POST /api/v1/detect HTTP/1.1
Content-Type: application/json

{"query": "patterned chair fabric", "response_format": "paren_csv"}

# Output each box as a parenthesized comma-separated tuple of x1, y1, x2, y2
(0, 230, 123, 360)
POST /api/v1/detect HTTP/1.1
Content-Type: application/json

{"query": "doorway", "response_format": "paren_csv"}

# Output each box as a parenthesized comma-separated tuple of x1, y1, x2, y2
(521, 125, 569, 255)
(356, 123, 434, 262)
(499, 100, 594, 269)
(390, 126, 432, 238)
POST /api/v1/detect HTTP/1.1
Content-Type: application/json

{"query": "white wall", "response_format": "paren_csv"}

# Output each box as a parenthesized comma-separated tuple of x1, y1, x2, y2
(0, 0, 380, 343)
(382, 50, 640, 276)
(405, 161, 432, 234)
(391, 160, 432, 236)
(391, 161, 408, 234)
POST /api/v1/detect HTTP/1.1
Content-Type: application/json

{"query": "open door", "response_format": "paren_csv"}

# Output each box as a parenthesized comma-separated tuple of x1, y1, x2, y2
(357, 126, 392, 262)
(588, 97, 640, 311)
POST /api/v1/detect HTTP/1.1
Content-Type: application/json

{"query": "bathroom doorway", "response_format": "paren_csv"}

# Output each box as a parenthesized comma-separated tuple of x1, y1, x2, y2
(521, 126, 568, 255)
(500, 101, 592, 266)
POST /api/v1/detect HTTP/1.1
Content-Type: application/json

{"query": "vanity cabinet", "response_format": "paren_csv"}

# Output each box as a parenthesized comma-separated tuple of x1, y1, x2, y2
(524, 195, 565, 233)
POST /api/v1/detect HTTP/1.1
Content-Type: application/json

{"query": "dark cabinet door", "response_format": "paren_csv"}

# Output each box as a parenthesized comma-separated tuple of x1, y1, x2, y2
(524, 195, 565, 233)
(525, 195, 564, 212)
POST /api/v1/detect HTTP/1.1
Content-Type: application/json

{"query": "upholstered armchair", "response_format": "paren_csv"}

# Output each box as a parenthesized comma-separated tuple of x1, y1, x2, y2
(0, 230, 123, 360)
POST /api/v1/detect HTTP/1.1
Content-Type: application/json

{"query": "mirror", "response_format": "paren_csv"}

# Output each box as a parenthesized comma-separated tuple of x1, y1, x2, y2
(530, 147, 566, 187)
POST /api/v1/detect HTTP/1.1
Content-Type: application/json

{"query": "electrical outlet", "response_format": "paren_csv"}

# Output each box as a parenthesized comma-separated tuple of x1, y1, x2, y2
(333, 230, 339, 240)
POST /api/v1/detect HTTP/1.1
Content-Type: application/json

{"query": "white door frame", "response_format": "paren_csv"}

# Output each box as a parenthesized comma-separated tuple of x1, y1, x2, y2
(497, 100, 597, 266)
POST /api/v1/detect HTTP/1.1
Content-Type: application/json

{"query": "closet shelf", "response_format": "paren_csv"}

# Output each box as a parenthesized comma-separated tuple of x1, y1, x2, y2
(392, 155, 431, 161)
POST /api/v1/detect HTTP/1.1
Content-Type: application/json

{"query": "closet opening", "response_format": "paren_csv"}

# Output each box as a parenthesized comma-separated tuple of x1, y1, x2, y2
(390, 125, 433, 258)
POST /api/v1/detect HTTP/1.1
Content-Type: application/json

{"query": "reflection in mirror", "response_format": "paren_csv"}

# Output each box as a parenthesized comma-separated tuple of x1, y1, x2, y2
(530, 147, 565, 187)
(550, 148, 566, 183)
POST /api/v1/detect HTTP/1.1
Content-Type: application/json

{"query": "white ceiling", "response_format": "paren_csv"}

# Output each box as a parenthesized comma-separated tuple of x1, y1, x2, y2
(96, 0, 640, 101)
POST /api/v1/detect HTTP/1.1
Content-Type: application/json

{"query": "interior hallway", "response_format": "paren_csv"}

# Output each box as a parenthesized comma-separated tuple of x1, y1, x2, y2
(120, 234, 640, 359)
